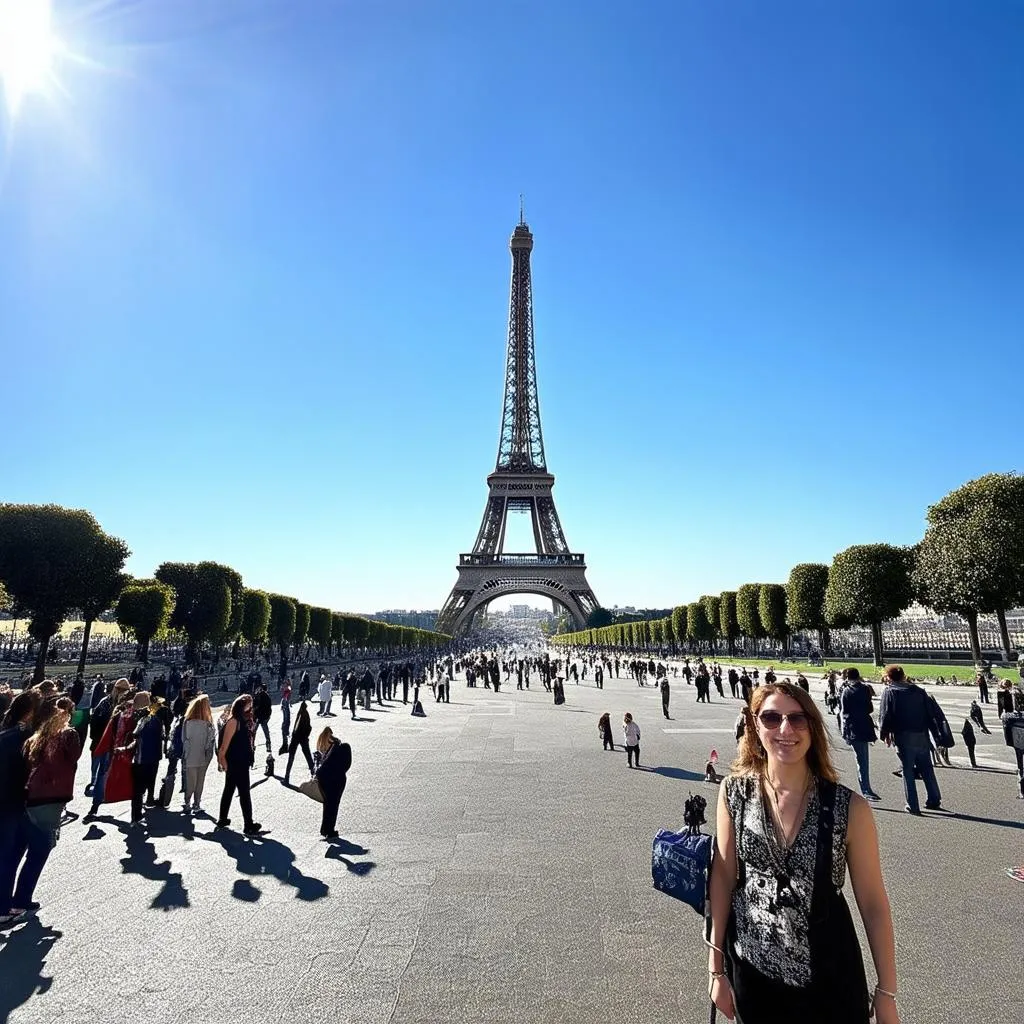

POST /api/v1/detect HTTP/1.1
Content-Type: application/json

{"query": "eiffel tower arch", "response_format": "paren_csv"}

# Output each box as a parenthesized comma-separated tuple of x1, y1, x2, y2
(437, 216, 599, 636)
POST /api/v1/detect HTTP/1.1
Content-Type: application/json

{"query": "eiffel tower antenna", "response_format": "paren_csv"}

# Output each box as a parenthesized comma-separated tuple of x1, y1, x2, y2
(436, 217, 599, 636)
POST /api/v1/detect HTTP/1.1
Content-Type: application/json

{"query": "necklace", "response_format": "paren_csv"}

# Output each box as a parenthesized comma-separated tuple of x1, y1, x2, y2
(764, 772, 813, 851)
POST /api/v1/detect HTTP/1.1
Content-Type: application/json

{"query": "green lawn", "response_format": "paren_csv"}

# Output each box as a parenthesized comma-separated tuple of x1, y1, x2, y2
(679, 655, 1021, 685)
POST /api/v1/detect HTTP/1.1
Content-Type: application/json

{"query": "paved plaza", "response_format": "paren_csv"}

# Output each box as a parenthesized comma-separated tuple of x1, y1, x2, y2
(1, 666, 1021, 1024)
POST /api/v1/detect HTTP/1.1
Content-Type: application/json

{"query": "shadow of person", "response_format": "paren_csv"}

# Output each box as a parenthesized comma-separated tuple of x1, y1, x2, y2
(639, 766, 705, 782)
(199, 831, 329, 902)
(116, 823, 191, 911)
(0, 916, 62, 1023)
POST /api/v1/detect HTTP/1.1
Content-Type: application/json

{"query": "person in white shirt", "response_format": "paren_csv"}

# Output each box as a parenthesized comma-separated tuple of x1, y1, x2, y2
(317, 674, 333, 717)
(623, 712, 641, 768)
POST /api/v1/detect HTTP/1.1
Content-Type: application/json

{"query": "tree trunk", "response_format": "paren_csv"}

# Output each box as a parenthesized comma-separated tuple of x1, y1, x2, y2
(141, 635, 151, 665)
(818, 626, 832, 656)
(32, 632, 52, 683)
(965, 609, 983, 664)
(77, 618, 94, 678)
(995, 607, 1013, 662)
(871, 622, 884, 667)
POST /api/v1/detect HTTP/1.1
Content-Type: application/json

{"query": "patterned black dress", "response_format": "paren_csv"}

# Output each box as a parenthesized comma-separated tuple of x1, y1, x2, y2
(723, 774, 870, 1024)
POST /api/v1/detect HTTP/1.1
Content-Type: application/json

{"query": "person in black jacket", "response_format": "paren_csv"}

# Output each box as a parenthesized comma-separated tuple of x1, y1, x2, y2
(314, 727, 351, 839)
(839, 668, 881, 801)
(252, 684, 273, 752)
(0, 692, 40, 924)
(879, 665, 942, 815)
(284, 701, 313, 785)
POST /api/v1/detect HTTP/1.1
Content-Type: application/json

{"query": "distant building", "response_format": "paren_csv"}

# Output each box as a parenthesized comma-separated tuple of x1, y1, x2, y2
(370, 610, 441, 630)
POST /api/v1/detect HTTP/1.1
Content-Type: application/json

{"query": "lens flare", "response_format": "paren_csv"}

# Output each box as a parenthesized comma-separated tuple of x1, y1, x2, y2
(0, 0, 62, 116)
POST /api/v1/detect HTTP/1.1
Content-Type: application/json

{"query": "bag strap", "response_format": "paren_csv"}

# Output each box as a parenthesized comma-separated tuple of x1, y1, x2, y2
(811, 778, 837, 923)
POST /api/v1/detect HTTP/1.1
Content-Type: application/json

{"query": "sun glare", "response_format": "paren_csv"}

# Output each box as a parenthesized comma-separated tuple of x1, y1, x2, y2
(0, 0, 61, 116)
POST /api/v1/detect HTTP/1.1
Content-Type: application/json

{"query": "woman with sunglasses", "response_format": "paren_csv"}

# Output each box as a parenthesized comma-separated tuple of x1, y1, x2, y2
(707, 682, 898, 1024)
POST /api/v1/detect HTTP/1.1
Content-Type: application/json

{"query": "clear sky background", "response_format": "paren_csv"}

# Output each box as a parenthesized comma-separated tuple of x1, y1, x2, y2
(2, 1, 1022, 615)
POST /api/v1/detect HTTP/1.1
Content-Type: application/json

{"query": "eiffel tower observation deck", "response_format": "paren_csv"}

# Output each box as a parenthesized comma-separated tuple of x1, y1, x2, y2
(436, 215, 599, 636)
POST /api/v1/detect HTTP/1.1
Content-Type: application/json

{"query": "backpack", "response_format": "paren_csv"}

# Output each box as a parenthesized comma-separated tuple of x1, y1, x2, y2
(651, 794, 713, 914)
(926, 693, 955, 748)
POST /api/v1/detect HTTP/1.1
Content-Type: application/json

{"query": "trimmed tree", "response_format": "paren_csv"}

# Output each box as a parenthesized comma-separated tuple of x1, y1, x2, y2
(308, 606, 332, 656)
(293, 602, 311, 658)
(73, 531, 131, 677)
(116, 581, 175, 664)
(587, 607, 614, 629)
(825, 544, 914, 667)
(671, 606, 688, 649)
(718, 591, 739, 655)
(758, 583, 789, 654)
(786, 564, 831, 655)
(701, 595, 721, 653)
(736, 584, 765, 653)
(155, 562, 235, 668)
(917, 473, 1024, 661)
(267, 594, 297, 680)
(686, 601, 713, 649)
(240, 588, 271, 658)
(0, 504, 108, 682)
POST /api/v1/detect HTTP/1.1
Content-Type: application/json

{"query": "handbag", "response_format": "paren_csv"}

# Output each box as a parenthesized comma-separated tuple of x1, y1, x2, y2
(298, 778, 324, 803)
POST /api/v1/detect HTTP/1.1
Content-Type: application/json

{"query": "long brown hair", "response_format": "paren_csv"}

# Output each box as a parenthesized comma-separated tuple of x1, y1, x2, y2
(732, 682, 838, 783)
(25, 697, 74, 765)
(316, 727, 335, 754)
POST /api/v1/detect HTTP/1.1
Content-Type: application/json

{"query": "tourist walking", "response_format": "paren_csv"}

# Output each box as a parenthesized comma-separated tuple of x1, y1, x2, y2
(960, 718, 978, 768)
(0, 692, 39, 925)
(12, 697, 81, 917)
(839, 668, 880, 800)
(182, 695, 216, 813)
(598, 712, 614, 750)
(253, 684, 273, 751)
(623, 713, 641, 768)
(977, 672, 990, 705)
(279, 680, 292, 751)
(707, 682, 899, 1024)
(660, 676, 671, 719)
(284, 701, 314, 784)
(127, 694, 165, 824)
(317, 674, 332, 717)
(314, 727, 352, 839)
(999, 704, 1024, 799)
(216, 695, 262, 834)
(879, 666, 942, 815)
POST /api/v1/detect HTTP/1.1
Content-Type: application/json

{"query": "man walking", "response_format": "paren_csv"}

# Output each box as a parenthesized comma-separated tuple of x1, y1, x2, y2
(879, 665, 942, 815)
(660, 676, 671, 719)
(840, 668, 880, 801)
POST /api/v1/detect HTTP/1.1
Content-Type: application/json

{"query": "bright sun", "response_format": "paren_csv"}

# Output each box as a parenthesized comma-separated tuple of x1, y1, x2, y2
(0, 0, 61, 116)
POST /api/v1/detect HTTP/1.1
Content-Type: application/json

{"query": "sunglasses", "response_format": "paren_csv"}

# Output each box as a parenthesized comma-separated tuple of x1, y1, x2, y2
(757, 711, 810, 731)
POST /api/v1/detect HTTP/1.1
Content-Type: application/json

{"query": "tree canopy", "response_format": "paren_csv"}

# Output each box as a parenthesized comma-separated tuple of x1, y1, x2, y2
(116, 581, 175, 665)
(825, 544, 913, 665)
(736, 584, 765, 641)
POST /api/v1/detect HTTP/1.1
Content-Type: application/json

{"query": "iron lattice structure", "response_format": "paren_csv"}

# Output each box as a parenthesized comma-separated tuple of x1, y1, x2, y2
(437, 217, 599, 636)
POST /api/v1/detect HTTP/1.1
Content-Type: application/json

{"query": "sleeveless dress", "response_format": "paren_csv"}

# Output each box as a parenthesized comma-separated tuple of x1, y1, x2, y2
(723, 775, 869, 1024)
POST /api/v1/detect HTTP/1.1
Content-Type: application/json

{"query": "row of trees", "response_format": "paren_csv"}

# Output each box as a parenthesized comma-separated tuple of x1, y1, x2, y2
(0, 504, 450, 683)
(555, 473, 1024, 666)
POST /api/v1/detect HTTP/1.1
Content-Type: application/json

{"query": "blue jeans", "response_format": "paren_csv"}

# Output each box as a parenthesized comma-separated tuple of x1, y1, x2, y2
(0, 809, 27, 914)
(90, 752, 111, 809)
(12, 806, 60, 908)
(850, 740, 874, 795)
(897, 742, 942, 813)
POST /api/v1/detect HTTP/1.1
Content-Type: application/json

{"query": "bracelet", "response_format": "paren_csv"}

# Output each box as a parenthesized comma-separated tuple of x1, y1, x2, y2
(874, 985, 897, 1001)
(708, 971, 726, 980)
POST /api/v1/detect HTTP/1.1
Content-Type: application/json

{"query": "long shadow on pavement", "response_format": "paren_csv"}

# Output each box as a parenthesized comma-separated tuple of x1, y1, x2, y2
(114, 818, 192, 911)
(198, 830, 330, 901)
(0, 916, 62, 1024)
(324, 837, 377, 876)
(873, 806, 1024, 830)
(637, 765, 706, 782)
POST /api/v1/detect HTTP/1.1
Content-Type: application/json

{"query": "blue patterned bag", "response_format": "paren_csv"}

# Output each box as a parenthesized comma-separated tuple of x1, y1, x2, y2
(652, 795, 712, 913)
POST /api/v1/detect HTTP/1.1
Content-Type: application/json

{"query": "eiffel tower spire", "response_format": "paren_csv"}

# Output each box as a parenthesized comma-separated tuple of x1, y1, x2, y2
(436, 216, 599, 636)
(495, 217, 546, 473)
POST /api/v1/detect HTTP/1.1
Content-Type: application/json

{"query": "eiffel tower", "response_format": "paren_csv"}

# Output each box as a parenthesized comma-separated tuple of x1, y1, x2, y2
(436, 214, 599, 636)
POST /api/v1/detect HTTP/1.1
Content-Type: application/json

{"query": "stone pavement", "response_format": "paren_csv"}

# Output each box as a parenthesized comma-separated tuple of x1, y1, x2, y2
(1, 668, 1020, 1024)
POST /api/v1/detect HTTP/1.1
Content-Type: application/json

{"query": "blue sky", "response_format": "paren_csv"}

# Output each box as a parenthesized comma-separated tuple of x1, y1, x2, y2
(2, 1, 1022, 615)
